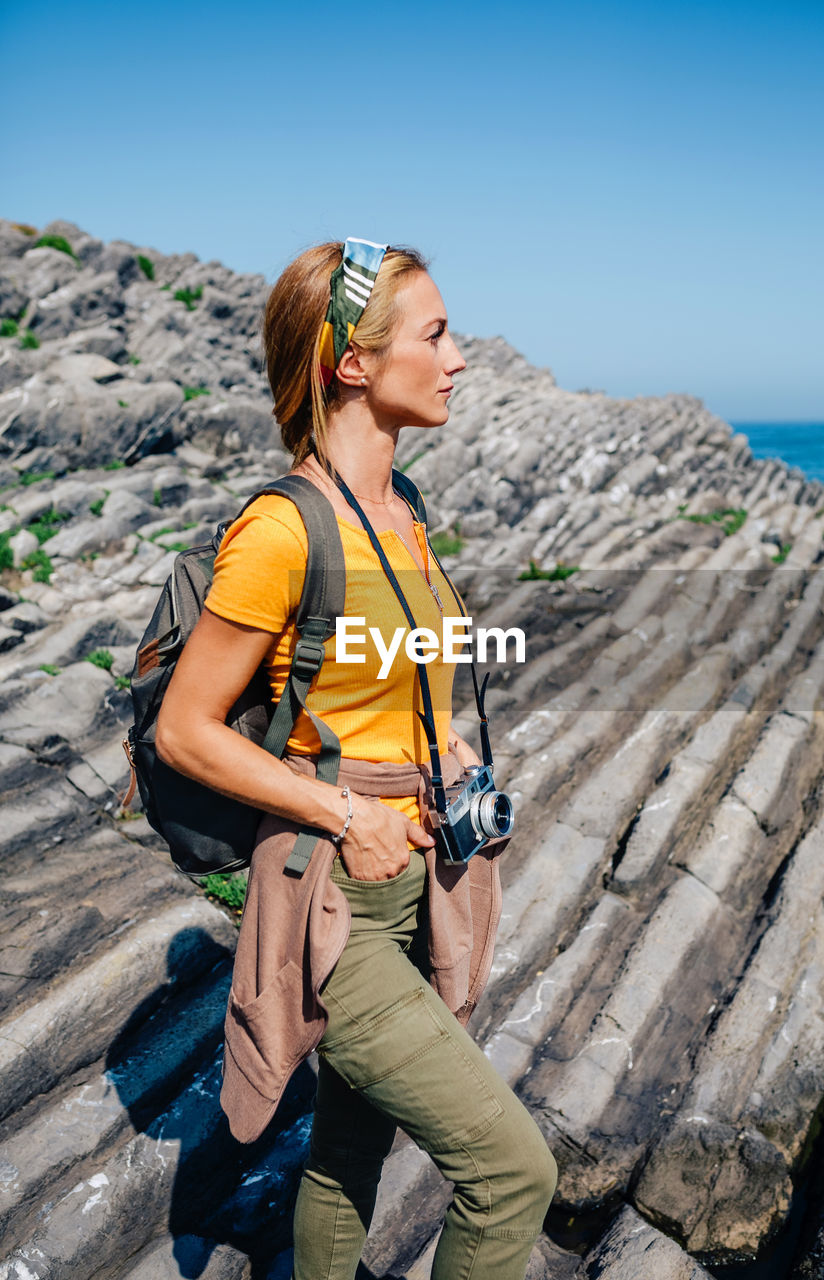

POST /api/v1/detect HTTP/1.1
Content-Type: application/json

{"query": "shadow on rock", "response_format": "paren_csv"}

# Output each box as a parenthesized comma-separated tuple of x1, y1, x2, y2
(105, 926, 317, 1278)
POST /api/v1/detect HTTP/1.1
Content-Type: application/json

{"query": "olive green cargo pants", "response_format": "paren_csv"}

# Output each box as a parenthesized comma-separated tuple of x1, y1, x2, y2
(291, 848, 557, 1280)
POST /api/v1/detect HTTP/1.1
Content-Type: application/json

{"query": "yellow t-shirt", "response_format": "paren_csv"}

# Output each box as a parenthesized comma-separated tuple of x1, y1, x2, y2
(205, 493, 461, 827)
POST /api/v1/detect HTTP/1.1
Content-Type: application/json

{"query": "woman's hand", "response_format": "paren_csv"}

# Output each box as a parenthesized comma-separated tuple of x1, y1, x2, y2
(449, 729, 482, 770)
(338, 797, 434, 881)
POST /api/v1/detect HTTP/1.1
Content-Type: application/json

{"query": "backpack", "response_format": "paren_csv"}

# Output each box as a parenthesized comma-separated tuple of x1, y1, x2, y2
(121, 469, 427, 880)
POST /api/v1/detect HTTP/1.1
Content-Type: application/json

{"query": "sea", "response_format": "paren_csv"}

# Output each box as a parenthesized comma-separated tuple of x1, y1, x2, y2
(730, 422, 824, 483)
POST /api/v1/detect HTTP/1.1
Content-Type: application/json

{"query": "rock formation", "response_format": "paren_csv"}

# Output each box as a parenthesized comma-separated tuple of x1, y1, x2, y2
(1, 219, 823, 1278)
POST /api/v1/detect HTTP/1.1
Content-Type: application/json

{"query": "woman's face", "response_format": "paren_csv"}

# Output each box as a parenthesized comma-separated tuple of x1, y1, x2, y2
(363, 272, 466, 430)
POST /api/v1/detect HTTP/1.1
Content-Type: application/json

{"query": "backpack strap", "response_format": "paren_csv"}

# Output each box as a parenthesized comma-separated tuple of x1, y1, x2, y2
(390, 468, 427, 524)
(236, 475, 346, 875)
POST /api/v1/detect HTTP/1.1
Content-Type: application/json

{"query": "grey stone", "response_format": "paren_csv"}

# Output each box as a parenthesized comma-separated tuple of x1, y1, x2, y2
(0, 779, 88, 859)
(538, 875, 719, 1146)
(50, 352, 123, 383)
(99, 485, 154, 533)
(15, 245, 80, 303)
(120, 1238, 249, 1280)
(0, 966, 231, 1240)
(3, 613, 138, 674)
(2, 602, 48, 634)
(635, 808, 824, 1258)
(0, 370, 184, 469)
(98, 239, 143, 286)
(31, 267, 125, 339)
(39, 219, 104, 265)
(0, 742, 46, 791)
(0, 897, 235, 1121)
(52, 323, 129, 363)
(43, 515, 124, 558)
(8, 528, 38, 568)
(0, 623, 23, 653)
(0, 219, 37, 259)
(484, 894, 632, 1082)
(584, 1206, 712, 1278)
(183, 394, 278, 456)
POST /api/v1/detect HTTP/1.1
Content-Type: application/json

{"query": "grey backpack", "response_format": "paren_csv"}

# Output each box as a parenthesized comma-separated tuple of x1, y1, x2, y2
(123, 471, 426, 880)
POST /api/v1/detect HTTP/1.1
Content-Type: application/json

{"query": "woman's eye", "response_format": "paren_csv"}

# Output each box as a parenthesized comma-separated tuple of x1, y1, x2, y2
(429, 326, 445, 344)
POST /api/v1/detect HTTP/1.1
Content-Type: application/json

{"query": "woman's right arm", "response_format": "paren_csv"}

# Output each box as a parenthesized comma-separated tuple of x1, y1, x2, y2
(155, 607, 433, 879)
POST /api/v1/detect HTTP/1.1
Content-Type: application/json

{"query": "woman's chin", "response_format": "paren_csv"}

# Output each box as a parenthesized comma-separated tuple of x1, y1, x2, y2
(402, 410, 450, 431)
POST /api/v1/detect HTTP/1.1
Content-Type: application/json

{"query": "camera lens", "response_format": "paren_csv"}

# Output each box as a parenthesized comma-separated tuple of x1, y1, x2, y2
(471, 790, 514, 839)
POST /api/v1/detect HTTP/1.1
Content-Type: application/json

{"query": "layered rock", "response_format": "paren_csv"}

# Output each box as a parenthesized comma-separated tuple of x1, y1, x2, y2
(1, 219, 823, 1278)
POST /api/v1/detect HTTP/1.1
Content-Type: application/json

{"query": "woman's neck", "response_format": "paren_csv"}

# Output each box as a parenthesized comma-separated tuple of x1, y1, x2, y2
(319, 410, 400, 504)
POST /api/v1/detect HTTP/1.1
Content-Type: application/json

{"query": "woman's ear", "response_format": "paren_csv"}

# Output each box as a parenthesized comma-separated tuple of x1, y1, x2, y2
(335, 343, 368, 389)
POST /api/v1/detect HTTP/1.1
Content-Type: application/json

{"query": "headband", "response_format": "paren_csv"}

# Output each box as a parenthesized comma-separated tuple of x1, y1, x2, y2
(318, 237, 388, 387)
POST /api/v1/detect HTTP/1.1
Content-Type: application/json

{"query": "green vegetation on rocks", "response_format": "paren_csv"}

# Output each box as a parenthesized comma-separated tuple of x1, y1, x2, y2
(0, 318, 19, 337)
(32, 234, 77, 260)
(174, 285, 203, 311)
(19, 329, 40, 350)
(676, 503, 748, 537)
(28, 509, 71, 544)
(183, 386, 210, 401)
(202, 872, 248, 919)
(430, 529, 465, 557)
(39, 663, 61, 676)
(21, 548, 53, 582)
(518, 559, 579, 581)
(136, 255, 155, 281)
(85, 647, 114, 671)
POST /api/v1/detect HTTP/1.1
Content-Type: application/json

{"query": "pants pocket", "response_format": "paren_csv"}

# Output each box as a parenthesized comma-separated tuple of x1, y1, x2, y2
(331, 858, 414, 885)
(319, 986, 504, 1153)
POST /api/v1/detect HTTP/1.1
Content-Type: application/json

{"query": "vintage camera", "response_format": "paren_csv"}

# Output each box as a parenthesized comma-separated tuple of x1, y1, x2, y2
(429, 763, 514, 865)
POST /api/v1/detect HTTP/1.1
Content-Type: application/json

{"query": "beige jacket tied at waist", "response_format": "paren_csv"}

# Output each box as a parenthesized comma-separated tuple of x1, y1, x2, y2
(220, 749, 508, 1143)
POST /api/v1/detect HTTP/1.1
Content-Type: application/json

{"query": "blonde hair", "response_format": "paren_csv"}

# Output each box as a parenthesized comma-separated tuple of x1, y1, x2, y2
(262, 241, 429, 470)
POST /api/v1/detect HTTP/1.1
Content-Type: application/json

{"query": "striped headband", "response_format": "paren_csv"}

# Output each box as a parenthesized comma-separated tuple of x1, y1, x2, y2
(318, 237, 388, 387)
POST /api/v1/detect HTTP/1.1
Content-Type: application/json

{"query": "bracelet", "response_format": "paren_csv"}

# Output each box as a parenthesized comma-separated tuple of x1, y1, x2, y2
(330, 785, 353, 848)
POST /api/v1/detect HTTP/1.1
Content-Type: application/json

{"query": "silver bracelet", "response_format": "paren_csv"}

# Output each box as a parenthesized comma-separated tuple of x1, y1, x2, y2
(331, 785, 353, 848)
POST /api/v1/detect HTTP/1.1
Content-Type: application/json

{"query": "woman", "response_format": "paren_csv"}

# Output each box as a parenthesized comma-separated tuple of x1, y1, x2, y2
(156, 239, 557, 1279)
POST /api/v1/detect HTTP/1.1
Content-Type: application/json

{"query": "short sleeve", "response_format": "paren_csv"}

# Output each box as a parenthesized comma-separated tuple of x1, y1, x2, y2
(205, 496, 308, 634)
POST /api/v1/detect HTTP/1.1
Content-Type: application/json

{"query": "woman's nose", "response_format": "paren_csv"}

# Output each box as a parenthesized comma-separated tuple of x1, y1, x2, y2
(446, 334, 467, 374)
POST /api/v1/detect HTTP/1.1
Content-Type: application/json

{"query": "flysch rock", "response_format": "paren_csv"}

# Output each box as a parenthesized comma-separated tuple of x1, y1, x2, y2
(0, 896, 236, 1121)
(583, 1205, 714, 1278)
(0, 964, 231, 1240)
(3, 217, 824, 1277)
(635, 802, 824, 1260)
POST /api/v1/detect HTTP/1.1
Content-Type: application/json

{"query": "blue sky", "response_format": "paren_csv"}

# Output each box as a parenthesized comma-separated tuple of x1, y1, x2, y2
(2, 0, 822, 421)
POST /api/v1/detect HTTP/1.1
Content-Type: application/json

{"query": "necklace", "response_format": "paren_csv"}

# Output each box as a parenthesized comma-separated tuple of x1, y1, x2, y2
(351, 490, 396, 507)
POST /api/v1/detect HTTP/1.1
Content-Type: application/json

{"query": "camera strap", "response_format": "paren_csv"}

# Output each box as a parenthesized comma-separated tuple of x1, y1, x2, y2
(332, 471, 492, 812)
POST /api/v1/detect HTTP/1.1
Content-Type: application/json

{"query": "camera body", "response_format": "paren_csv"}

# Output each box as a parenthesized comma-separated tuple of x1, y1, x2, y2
(428, 765, 514, 864)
